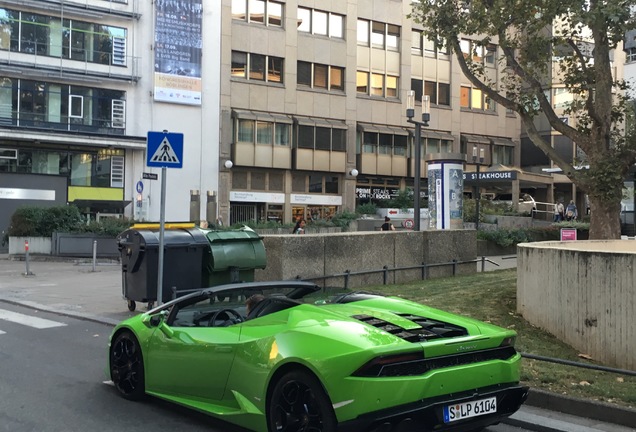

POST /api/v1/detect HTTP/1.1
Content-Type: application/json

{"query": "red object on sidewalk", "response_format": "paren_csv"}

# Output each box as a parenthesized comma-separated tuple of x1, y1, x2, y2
(25, 240, 29, 251)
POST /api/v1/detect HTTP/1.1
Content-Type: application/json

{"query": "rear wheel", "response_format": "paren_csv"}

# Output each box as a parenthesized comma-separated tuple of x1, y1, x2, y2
(109, 331, 145, 400)
(267, 370, 336, 432)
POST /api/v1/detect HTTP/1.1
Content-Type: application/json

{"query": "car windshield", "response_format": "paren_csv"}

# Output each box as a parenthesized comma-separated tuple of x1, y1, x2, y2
(165, 282, 356, 327)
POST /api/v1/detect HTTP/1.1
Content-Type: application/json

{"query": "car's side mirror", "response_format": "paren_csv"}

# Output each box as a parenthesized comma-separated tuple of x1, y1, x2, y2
(143, 310, 168, 328)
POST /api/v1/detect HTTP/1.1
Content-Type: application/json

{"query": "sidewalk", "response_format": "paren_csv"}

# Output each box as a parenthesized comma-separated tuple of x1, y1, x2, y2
(0, 255, 634, 431)
(0, 256, 132, 326)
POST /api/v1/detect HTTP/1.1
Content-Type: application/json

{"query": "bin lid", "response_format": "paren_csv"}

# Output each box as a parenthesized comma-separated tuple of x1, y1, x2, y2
(117, 227, 210, 247)
(202, 227, 267, 271)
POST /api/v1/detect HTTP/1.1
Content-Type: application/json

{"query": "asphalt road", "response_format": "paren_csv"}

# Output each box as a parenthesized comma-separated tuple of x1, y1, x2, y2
(0, 302, 534, 432)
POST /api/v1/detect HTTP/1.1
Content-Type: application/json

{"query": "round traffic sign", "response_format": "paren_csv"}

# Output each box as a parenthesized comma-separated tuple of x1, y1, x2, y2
(403, 219, 414, 230)
(136, 180, 144, 194)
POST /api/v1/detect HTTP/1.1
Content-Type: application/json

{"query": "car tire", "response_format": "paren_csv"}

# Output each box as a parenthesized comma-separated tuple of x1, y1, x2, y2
(267, 370, 336, 432)
(110, 331, 146, 401)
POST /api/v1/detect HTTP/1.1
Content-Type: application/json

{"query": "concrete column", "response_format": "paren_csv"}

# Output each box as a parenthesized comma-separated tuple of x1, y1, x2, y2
(206, 191, 217, 225)
(547, 186, 555, 221)
(189, 190, 200, 223)
(511, 179, 520, 212)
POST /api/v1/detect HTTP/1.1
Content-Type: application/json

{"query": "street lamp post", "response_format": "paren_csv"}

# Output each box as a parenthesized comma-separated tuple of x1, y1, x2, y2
(406, 90, 430, 231)
(472, 146, 485, 230)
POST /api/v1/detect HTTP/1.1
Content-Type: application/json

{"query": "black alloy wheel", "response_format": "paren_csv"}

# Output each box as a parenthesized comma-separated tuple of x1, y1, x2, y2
(110, 331, 146, 400)
(268, 370, 336, 432)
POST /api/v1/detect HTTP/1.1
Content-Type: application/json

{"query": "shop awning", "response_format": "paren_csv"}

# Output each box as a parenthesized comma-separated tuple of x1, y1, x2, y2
(421, 130, 455, 141)
(357, 122, 409, 135)
(232, 109, 293, 124)
(490, 136, 516, 147)
(296, 116, 347, 129)
(461, 133, 491, 145)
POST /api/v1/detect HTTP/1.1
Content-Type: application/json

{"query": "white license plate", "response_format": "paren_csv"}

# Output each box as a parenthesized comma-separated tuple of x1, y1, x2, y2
(443, 397, 497, 423)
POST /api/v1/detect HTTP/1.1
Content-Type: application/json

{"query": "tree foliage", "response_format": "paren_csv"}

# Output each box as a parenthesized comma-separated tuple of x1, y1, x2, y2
(410, 0, 636, 238)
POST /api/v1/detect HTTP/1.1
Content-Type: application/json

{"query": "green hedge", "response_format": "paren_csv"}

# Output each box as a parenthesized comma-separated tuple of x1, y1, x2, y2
(6, 205, 132, 238)
(477, 223, 590, 247)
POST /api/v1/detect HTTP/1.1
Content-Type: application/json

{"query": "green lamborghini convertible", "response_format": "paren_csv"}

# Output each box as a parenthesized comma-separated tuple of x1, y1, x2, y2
(108, 281, 528, 432)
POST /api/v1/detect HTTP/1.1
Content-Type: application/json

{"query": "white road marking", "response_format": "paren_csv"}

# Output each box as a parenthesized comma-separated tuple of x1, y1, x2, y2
(103, 380, 114, 386)
(0, 309, 67, 329)
(0, 330, 5, 335)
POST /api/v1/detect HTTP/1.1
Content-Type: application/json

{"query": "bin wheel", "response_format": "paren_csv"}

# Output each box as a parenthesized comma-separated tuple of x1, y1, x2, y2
(147, 302, 154, 310)
(127, 300, 136, 312)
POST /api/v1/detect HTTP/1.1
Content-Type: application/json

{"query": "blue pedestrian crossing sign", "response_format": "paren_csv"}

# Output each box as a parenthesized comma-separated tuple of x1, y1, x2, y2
(147, 131, 183, 168)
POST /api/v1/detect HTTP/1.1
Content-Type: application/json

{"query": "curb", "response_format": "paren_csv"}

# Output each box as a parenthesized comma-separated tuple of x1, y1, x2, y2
(502, 388, 636, 430)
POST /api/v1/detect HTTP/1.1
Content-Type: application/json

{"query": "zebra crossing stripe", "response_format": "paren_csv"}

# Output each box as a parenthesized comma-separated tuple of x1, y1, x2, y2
(0, 309, 67, 329)
(0, 330, 5, 335)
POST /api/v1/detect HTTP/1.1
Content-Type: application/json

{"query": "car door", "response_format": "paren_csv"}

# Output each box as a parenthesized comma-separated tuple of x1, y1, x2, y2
(144, 296, 241, 401)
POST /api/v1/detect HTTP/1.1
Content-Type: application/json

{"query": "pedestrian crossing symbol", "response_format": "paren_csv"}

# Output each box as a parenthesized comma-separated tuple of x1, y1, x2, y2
(146, 131, 184, 168)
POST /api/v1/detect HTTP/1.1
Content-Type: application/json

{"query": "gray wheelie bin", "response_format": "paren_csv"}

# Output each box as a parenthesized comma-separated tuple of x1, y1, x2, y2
(118, 227, 210, 311)
(117, 226, 267, 312)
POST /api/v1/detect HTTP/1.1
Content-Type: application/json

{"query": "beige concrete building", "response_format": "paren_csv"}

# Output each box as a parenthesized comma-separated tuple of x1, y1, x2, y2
(218, 0, 526, 225)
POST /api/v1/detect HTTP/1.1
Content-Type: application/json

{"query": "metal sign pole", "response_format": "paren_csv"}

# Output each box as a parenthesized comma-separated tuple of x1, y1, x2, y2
(157, 166, 167, 306)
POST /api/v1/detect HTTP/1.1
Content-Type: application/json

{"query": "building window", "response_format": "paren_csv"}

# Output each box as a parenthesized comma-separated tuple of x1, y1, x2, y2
(359, 19, 400, 51)
(485, 44, 497, 65)
(232, 51, 247, 77)
(7, 77, 125, 133)
(387, 24, 400, 51)
(296, 124, 347, 152)
(0, 8, 127, 66)
(460, 86, 495, 111)
(356, 71, 369, 93)
(438, 83, 450, 106)
(493, 145, 513, 165)
(0, 146, 125, 187)
(425, 137, 452, 154)
(394, 135, 407, 156)
(256, 122, 273, 145)
(371, 22, 385, 48)
(297, 61, 344, 91)
(231, 51, 284, 83)
(361, 131, 409, 156)
(232, 0, 284, 26)
(363, 132, 377, 153)
(274, 123, 289, 146)
(461, 39, 497, 67)
(411, 30, 422, 55)
(371, 74, 384, 96)
(359, 72, 398, 98)
(236, 118, 290, 146)
(553, 87, 574, 109)
(412, 79, 450, 106)
(386, 75, 398, 98)
(626, 47, 636, 63)
(297, 8, 344, 39)
(357, 19, 369, 46)
(291, 174, 339, 195)
(237, 119, 254, 142)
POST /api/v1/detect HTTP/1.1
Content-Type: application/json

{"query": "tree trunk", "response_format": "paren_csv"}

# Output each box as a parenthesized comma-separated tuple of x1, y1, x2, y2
(588, 197, 622, 240)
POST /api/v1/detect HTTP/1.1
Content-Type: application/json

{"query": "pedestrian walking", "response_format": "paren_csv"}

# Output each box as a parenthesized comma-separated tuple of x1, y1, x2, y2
(565, 200, 578, 221)
(381, 216, 395, 231)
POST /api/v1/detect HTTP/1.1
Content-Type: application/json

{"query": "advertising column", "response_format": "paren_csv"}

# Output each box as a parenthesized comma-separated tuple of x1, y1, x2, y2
(426, 154, 466, 230)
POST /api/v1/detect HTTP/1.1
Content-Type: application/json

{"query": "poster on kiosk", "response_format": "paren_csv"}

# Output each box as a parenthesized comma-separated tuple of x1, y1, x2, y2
(427, 162, 464, 230)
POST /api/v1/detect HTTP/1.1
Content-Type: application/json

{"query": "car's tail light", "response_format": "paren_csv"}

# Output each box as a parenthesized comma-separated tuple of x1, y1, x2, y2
(500, 336, 516, 347)
(352, 352, 425, 377)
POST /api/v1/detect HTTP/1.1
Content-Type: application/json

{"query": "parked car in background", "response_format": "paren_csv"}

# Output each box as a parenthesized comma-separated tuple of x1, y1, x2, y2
(492, 193, 536, 214)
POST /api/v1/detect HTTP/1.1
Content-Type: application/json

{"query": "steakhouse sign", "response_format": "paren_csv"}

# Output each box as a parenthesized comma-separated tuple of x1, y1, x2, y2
(463, 171, 517, 182)
(355, 187, 399, 200)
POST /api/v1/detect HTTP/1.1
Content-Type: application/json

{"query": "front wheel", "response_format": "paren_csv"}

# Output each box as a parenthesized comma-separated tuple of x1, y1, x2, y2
(267, 370, 336, 432)
(110, 331, 145, 401)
